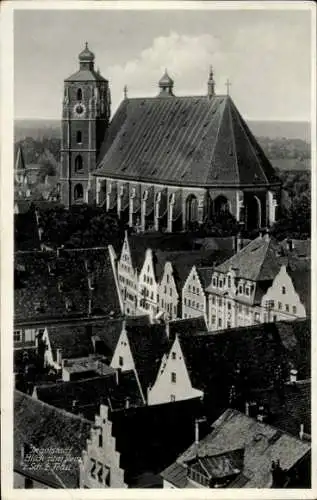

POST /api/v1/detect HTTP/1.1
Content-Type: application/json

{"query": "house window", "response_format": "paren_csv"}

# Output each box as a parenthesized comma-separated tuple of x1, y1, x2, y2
(282, 286, 286, 295)
(227, 322, 231, 328)
(219, 280, 223, 288)
(90, 459, 96, 478)
(212, 278, 216, 287)
(74, 183, 84, 200)
(245, 288, 250, 296)
(14, 330, 22, 342)
(212, 296, 215, 305)
(77, 88, 82, 101)
(74, 155, 83, 172)
(228, 302, 231, 310)
(188, 299, 191, 307)
(99, 433, 103, 448)
(228, 276, 231, 288)
(285, 304, 289, 312)
(171, 372, 176, 383)
(167, 275, 169, 284)
(172, 352, 176, 360)
(211, 315, 216, 325)
(218, 298, 222, 307)
(76, 130, 82, 144)
(184, 313, 187, 318)
(171, 394, 176, 402)
(239, 286, 242, 294)
(293, 306, 297, 314)
(188, 285, 191, 292)
(170, 288, 172, 297)
(278, 301, 282, 310)
(25, 478, 33, 489)
(97, 462, 103, 483)
(104, 465, 111, 487)
(119, 356, 124, 367)
(238, 304, 242, 313)
(218, 318, 222, 328)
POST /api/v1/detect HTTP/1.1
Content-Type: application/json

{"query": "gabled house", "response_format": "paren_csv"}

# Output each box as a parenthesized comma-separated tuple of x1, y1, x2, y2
(260, 264, 309, 322)
(111, 320, 170, 403)
(116, 231, 139, 315)
(182, 266, 213, 323)
(149, 319, 310, 417)
(206, 234, 309, 331)
(161, 408, 311, 488)
(148, 316, 207, 405)
(137, 248, 159, 317)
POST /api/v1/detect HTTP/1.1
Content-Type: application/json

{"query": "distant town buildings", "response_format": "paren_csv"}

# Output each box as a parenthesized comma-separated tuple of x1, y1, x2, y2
(110, 232, 310, 328)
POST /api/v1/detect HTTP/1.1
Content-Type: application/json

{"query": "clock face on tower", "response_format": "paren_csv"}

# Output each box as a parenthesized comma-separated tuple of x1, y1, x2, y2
(73, 103, 86, 117)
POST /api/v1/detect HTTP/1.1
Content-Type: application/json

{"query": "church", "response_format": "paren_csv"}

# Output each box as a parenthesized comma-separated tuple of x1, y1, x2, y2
(60, 44, 281, 231)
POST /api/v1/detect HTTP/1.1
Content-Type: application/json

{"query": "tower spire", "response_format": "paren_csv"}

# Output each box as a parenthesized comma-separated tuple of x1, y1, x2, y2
(207, 65, 215, 98)
(123, 85, 128, 100)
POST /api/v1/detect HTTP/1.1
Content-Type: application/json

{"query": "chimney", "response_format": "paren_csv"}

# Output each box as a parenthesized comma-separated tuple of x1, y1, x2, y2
(56, 348, 62, 365)
(195, 419, 199, 445)
(115, 368, 120, 385)
(245, 401, 250, 416)
(299, 423, 304, 440)
(290, 368, 298, 384)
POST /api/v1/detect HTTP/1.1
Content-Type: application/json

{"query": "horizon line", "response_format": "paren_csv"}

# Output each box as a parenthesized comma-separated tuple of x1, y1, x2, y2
(14, 116, 311, 123)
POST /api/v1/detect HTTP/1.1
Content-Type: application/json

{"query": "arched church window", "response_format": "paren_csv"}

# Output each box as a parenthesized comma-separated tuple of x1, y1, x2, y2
(74, 155, 83, 172)
(76, 131, 82, 144)
(74, 184, 84, 200)
(77, 88, 82, 101)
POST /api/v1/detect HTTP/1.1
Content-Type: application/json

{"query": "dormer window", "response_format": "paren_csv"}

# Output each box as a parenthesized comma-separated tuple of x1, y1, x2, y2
(238, 286, 242, 294)
(212, 278, 216, 287)
(282, 286, 286, 295)
(245, 288, 250, 296)
(219, 280, 223, 288)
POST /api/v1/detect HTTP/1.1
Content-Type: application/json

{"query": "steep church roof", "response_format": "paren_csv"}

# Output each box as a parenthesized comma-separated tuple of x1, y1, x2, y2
(15, 145, 26, 171)
(95, 95, 280, 188)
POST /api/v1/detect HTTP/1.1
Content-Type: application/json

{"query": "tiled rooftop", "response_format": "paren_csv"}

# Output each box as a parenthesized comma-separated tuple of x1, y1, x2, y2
(96, 96, 279, 188)
(162, 408, 311, 488)
(14, 247, 120, 322)
(34, 370, 144, 421)
(14, 390, 92, 488)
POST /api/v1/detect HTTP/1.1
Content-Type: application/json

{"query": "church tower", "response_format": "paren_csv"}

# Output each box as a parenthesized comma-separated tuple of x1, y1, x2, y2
(60, 43, 111, 207)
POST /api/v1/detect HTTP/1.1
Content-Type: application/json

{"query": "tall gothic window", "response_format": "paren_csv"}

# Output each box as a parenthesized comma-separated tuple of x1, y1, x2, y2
(76, 131, 82, 144)
(74, 183, 84, 200)
(74, 155, 83, 172)
(77, 88, 82, 101)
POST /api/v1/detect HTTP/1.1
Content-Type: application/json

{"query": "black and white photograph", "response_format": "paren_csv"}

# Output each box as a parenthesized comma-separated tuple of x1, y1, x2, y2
(1, 0, 315, 494)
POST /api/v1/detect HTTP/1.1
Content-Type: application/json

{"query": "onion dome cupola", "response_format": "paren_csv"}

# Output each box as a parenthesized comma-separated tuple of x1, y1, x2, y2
(158, 69, 174, 97)
(79, 42, 95, 70)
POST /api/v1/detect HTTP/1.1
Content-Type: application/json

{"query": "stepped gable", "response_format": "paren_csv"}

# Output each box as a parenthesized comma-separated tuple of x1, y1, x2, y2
(14, 390, 92, 488)
(95, 95, 279, 188)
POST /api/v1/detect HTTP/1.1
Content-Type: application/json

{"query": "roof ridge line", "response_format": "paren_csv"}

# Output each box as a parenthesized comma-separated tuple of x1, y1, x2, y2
(255, 237, 275, 281)
(209, 97, 227, 174)
(15, 390, 94, 424)
(231, 100, 268, 183)
(227, 97, 240, 185)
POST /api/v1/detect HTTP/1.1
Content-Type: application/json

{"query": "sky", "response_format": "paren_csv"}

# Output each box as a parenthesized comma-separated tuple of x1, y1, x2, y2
(14, 8, 312, 121)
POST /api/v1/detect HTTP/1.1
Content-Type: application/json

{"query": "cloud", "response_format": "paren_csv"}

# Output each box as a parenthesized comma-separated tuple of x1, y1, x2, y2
(106, 32, 223, 112)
